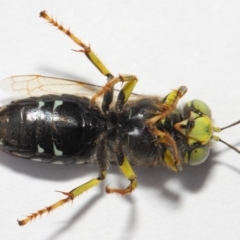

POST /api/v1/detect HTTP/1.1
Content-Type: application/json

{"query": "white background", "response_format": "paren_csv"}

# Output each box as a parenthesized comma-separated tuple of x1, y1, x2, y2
(1, 1, 240, 240)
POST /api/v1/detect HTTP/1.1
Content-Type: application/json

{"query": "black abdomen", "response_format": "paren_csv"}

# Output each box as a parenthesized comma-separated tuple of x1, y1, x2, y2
(0, 95, 106, 163)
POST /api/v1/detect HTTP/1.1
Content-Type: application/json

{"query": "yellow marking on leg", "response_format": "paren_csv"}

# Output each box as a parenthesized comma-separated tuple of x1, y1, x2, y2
(147, 86, 187, 125)
(149, 125, 182, 172)
(17, 171, 106, 226)
(144, 86, 186, 172)
(39, 11, 111, 77)
(90, 75, 138, 106)
(106, 156, 137, 195)
(163, 149, 180, 172)
(120, 79, 138, 103)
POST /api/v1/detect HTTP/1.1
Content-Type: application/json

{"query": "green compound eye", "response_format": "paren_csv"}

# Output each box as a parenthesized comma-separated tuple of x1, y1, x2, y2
(175, 99, 213, 166)
(184, 145, 210, 166)
(183, 99, 211, 118)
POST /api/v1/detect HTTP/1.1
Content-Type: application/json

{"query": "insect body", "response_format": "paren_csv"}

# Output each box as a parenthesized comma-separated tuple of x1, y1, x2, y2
(1, 11, 240, 226)
(0, 95, 106, 162)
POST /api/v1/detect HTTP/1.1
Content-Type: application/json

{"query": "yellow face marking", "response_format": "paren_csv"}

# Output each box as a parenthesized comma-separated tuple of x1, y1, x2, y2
(174, 112, 213, 145)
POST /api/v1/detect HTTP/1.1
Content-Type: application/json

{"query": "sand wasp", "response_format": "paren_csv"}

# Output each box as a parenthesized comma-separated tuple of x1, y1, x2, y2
(1, 11, 239, 226)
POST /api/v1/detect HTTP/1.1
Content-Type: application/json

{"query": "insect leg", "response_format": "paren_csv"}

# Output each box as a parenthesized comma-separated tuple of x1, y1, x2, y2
(39, 11, 138, 113)
(39, 11, 130, 114)
(106, 156, 137, 195)
(18, 134, 108, 226)
(101, 74, 138, 113)
(147, 86, 187, 125)
(149, 125, 182, 172)
(145, 86, 187, 172)
(115, 78, 138, 111)
(106, 138, 137, 195)
(90, 74, 138, 108)
(39, 11, 113, 79)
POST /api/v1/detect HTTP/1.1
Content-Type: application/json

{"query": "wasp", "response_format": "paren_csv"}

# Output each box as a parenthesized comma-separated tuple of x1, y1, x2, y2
(1, 11, 240, 226)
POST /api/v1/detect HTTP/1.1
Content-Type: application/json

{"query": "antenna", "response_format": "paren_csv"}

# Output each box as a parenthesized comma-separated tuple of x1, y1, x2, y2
(212, 120, 240, 154)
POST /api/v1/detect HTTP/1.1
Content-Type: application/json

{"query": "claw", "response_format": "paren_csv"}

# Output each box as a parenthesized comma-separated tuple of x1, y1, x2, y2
(55, 190, 71, 196)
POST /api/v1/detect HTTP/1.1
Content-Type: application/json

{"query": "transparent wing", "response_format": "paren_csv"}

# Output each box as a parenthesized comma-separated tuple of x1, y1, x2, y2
(1, 75, 102, 97)
(0, 75, 142, 104)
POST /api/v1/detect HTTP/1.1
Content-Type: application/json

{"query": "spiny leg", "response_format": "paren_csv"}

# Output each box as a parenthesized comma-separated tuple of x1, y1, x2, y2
(17, 171, 106, 226)
(39, 11, 138, 114)
(39, 11, 113, 79)
(18, 134, 108, 226)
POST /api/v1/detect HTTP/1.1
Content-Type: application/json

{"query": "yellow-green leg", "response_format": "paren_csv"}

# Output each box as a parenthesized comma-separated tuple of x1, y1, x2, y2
(149, 125, 182, 172)
(146, 86, 187, 172)
(17, 170, 107, 226)
(90, 74, 138, 107)
(18, 133, 110, 226)
(40, 11, 138, 113)
(40, 11, 113, 79)
(106, 157, 137, 195)
(147, 86, 187, 125)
